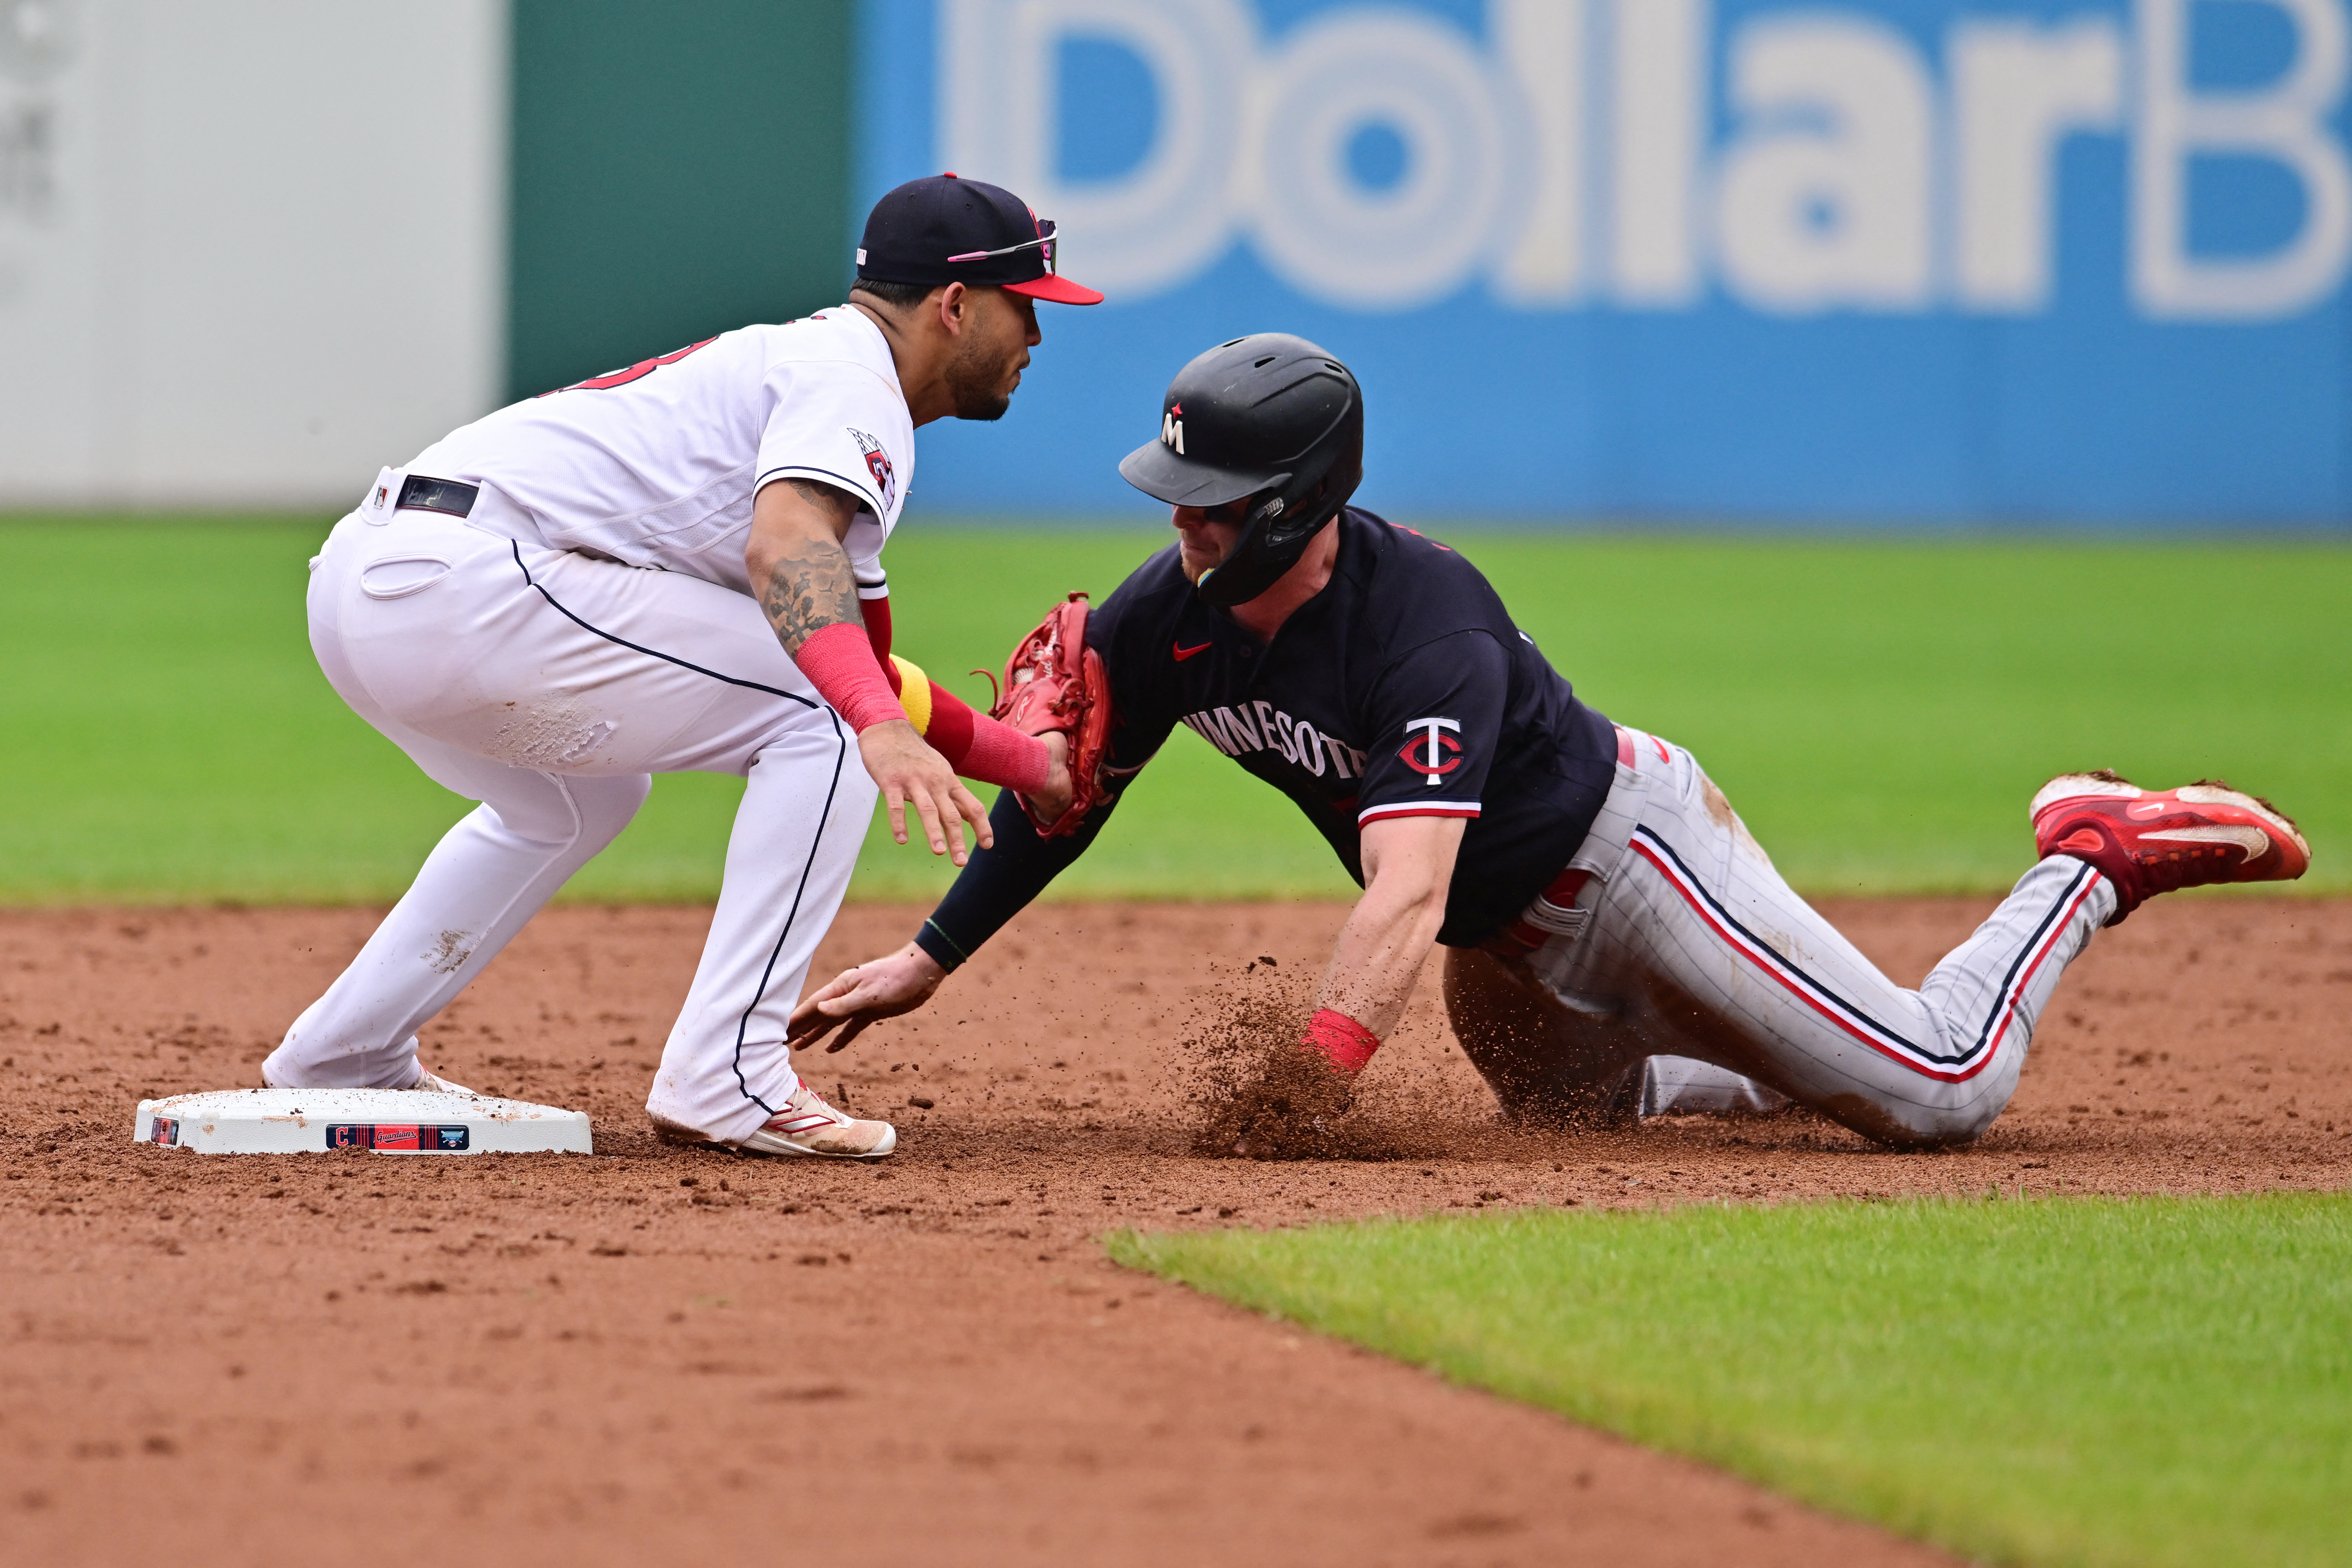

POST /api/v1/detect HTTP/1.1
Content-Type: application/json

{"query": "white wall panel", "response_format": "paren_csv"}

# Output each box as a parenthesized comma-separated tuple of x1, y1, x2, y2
(0, 0, 505, 506)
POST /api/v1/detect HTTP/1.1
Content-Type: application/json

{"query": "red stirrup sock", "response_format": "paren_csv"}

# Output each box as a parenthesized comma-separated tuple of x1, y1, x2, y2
(907, 681, 1052, 793)
(962, 712, 1054, 793)
(1302, 1008, 1381, 1077)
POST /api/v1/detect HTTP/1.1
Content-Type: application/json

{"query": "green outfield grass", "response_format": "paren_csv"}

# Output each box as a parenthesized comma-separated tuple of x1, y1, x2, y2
(1112, 1194, 2352, 1568)
(2, 516, 2345, 902)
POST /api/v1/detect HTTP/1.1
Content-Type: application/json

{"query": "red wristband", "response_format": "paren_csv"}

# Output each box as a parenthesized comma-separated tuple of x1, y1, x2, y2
(1303, 1007, 1381, 1077)
(793, 621, 904, 732)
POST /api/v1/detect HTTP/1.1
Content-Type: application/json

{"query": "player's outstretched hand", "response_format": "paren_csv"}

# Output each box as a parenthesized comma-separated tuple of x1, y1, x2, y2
(787, 942, 949, 1054)
(860, 718, 993, 864)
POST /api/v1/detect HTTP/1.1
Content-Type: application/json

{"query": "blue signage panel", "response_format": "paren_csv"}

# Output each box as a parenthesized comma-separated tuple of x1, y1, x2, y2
(856, 0, 2352, 521)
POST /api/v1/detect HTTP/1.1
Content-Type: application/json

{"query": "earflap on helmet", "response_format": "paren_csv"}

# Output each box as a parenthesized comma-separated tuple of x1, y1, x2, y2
(1194, 415, 1363, 607)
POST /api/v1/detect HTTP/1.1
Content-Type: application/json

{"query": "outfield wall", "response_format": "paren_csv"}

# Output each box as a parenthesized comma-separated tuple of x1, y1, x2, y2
(506, 0, 853, 403)
(0, 0, 506, 507)
(0, 0, 854, 509)
(870, 0, 2352, 522)
(4, 0, 2347, 522)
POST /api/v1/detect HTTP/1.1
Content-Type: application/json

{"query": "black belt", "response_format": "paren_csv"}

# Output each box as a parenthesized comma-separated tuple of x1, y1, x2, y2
(396, 474, 478, 517)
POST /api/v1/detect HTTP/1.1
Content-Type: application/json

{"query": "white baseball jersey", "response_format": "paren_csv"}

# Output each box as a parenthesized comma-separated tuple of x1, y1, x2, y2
(406, 306, 913, 597)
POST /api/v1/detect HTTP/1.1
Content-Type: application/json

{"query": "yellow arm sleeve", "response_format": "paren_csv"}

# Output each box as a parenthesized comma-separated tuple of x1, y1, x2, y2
(888, 654, 933, 735)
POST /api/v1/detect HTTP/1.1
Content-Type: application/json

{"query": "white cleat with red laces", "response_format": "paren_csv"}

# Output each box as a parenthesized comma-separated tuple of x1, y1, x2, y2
(738, 1081, 898, 1159)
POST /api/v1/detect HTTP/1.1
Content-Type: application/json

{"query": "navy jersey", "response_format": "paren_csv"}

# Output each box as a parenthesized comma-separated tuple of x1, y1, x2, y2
(917, 508, 1620, 966)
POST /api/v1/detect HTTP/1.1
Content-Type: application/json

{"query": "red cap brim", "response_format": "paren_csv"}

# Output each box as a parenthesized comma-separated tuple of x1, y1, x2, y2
(1005, 273, 1104, 305)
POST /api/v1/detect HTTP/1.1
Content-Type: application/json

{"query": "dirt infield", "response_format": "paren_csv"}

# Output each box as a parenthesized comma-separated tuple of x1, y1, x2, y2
(3, 897, 2347, 1566)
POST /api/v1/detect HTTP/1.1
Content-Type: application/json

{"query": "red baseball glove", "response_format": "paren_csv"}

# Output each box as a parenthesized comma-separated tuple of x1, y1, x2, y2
(991, 592, 1112, 837)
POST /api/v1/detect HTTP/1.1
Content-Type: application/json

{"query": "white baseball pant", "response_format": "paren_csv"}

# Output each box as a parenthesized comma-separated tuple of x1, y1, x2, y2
(266, 504, 877, 1145)
(1443, 727, 2115, 1147)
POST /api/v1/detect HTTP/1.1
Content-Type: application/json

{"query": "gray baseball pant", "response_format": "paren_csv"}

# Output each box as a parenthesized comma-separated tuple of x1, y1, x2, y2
(1442, 727, 2115, 1147)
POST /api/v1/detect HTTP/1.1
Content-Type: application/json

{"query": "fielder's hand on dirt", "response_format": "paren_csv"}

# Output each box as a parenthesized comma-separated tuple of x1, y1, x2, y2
(860, 718, 993, 865)
(787, 942, 949, 1054)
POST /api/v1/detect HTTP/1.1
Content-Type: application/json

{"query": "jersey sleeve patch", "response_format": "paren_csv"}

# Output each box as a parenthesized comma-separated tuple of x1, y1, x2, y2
(846, 427, 899, 513)
(1396, 717, 1466, 784)
(1349, 632, 1509, 826)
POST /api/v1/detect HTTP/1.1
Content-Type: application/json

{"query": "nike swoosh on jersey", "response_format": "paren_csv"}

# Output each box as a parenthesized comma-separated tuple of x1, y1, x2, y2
(1172, 641, 1212, 661)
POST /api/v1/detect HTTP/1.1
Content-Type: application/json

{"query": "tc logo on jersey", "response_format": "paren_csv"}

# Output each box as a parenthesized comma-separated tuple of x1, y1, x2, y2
(1401, 717, 1462, 786)
(847, 427, 897, 512)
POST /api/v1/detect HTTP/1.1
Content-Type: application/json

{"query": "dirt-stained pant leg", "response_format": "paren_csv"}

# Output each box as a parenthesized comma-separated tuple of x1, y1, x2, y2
(1442, 949, 1790, 1123)
(1441, 947, 1649, 1124)
(1489, 728, 2117, 1148)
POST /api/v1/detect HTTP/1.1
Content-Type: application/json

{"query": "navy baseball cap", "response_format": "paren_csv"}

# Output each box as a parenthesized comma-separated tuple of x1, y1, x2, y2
(855, 173, 1104, 305)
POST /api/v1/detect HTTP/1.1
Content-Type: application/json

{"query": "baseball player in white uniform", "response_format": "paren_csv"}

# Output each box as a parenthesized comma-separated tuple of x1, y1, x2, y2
(266, 175, 1103, 1158)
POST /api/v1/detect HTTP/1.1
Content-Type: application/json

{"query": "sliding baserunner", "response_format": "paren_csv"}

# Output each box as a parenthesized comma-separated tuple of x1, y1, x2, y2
(788, 334, 2310, 1152)
(268, 175, 1102, 1159)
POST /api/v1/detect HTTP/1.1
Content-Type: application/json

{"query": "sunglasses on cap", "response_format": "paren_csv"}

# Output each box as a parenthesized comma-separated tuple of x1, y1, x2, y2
(946, 221, 1061, 271)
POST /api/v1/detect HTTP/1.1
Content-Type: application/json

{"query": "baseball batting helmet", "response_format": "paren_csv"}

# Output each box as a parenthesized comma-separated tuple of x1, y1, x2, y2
(1117, 334, 1364, 608)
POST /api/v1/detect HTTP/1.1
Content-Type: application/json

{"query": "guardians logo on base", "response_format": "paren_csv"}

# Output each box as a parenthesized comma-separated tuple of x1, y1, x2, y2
(326, 1124, 471, 1152)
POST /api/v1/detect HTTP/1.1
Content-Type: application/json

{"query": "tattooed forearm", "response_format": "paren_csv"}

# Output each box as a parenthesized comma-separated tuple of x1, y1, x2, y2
(749, 476, 867, 653)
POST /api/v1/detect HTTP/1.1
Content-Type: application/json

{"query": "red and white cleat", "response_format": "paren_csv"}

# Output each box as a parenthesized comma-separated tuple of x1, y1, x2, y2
(739, 1081, 897, 1159)
(2031, 770, 2310, 924)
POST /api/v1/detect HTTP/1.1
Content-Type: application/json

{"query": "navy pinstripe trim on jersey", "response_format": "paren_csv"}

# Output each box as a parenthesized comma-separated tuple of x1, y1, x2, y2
(755, 463, 885, 518)
(1628, 826, 2100, 1083)
(508, 541, 817, 709)
(731, 706, 851, 1117)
